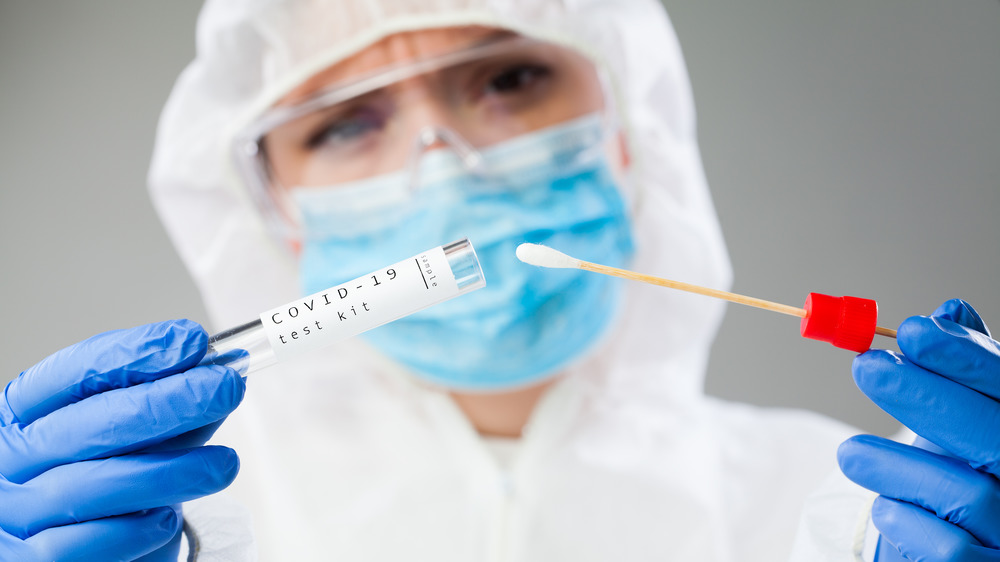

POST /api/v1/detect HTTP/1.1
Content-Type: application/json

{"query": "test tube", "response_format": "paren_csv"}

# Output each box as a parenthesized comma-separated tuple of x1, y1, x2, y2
(198, 238, 485, 375)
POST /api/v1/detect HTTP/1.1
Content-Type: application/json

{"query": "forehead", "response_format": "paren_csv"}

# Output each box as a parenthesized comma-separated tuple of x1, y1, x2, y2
(279, 26, 517, 105)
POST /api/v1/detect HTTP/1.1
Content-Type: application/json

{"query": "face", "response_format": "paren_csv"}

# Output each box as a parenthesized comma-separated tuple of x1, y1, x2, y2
(249, 27, 637, 392)
(260, 26, 609, 192)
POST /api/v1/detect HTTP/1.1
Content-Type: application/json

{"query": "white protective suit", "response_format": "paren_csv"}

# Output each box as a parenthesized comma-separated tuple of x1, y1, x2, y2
(149, 0, 878, 560)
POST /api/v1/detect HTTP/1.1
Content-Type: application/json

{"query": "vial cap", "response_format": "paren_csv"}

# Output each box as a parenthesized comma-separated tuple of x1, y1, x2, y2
(800, 293, 878, 353)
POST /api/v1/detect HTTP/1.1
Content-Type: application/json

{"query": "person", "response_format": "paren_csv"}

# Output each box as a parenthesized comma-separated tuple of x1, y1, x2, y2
(2, 0, 998, 560)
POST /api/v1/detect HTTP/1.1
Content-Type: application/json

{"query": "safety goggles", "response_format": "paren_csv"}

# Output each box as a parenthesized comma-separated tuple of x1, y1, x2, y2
(232, 33, 618, 242)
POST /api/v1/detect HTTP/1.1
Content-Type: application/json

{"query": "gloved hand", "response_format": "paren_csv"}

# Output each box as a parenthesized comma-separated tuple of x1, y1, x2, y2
(0, 319, 245, 561)
(838, 299, 1000, 561)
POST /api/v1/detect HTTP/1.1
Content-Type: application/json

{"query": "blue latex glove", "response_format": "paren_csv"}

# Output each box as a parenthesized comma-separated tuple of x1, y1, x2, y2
(838, 299, 1000, 561)
(0, 320, 245, 561)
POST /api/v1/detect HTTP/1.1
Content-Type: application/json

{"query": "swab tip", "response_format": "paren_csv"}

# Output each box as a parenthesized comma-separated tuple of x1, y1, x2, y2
(515, 243, 582, 269)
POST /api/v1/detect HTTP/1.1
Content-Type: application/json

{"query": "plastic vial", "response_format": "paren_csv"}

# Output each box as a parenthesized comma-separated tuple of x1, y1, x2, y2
(198, 238, 485, 375)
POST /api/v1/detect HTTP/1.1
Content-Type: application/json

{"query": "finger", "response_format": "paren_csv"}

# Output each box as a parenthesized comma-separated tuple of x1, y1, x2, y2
(931, 299, 990, 337)
(912, 434, 955, 456)
(0, 364, 244, 483)
(897, 315, 1000, 400)
(873, 536, 909, 562)
(852, 350, 1000, 474)
(133, 516, 184, 562)
(839, 435, 1000, 548)
(1, 446, 238, 538)
(3, 319, 207, 425)
(872, 497, 1000, 562)
(141, 418, 227, 453)
(17, 507, 180, 562)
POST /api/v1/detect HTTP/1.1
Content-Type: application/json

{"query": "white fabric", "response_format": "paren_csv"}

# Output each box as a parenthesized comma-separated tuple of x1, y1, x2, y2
(179, 495, 259, 562)
(863, 513, 880, 562)
(787, 464, 877, 562)
(483, 436, 522, 472)
(148, 0, 877, 559)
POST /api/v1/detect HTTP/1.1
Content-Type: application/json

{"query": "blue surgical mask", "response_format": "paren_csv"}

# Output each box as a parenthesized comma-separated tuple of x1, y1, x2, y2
(293, 114, 635, 391)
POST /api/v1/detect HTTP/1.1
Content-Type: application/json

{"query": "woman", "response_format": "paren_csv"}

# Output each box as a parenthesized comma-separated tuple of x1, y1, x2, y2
(151, 1, 847, 558)
(2, 0, 996, 560)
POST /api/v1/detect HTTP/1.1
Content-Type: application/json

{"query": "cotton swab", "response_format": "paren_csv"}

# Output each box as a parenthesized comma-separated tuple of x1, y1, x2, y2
(515, 243, 897, 353)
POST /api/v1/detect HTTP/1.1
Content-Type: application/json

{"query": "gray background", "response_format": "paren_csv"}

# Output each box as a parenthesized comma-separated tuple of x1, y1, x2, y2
(1, 1, 996, 436)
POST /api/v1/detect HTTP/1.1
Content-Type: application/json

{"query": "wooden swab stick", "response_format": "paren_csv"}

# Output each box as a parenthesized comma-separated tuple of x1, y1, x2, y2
(515, 243, 898, 342)
(874, 326, 899, 338)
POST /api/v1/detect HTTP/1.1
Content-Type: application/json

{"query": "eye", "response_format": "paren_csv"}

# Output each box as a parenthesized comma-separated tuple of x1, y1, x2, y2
(484, 64, 552, 96)
(306, 106, 385, 151)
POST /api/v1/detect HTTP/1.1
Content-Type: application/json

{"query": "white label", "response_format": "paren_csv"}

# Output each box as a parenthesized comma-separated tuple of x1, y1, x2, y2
(259, 246, 459, 362)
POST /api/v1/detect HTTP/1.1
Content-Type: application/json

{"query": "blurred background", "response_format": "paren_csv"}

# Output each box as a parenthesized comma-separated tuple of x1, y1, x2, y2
(0, 1, 996, 435)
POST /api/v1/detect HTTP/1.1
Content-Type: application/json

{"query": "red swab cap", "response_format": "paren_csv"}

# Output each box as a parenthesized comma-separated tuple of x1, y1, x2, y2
(800, 293, 878, 353)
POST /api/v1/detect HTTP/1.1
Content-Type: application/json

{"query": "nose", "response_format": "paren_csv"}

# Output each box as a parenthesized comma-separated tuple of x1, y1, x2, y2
(395, 82, 487, 190)
(404, 125, 486, 193)
(414, 126, 483, 170)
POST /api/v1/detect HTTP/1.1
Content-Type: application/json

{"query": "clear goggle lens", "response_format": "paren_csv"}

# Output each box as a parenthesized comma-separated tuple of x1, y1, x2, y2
(233, 33, 617, 241)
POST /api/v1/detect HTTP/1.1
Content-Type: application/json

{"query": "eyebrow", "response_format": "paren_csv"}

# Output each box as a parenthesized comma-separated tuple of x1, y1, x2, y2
(470, 29, 521, 47)
(280, 30, 525, 106)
